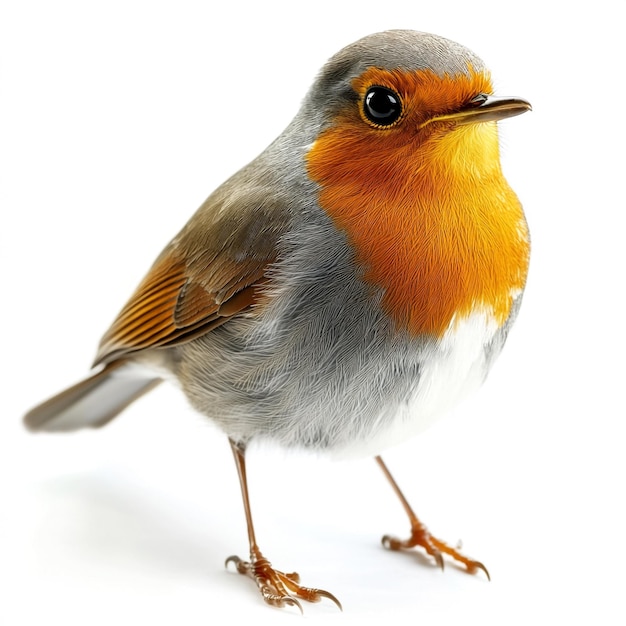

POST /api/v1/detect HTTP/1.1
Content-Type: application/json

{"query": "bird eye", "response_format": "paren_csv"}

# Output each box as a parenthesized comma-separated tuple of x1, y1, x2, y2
(363, 86, 402, 126)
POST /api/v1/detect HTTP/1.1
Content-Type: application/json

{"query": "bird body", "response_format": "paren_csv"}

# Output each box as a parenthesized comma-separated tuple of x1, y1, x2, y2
(24, 30, 531, 609)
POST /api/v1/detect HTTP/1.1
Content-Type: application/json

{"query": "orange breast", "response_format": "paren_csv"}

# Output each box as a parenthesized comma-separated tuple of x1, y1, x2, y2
(306, 70, 530, 337)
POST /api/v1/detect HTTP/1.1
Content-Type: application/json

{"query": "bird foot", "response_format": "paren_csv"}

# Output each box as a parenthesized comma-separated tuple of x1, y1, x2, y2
(225, 552, 342, 612)
(382, 521, 490, 580)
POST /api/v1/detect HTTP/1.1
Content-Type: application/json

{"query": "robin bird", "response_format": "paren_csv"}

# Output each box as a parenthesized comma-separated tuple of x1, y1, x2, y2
(24, 29, 531, 611)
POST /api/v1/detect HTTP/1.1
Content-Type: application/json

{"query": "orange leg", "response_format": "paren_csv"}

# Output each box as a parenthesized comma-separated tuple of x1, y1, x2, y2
(375, 456, 489, 580)
(225, 439, 342, 612)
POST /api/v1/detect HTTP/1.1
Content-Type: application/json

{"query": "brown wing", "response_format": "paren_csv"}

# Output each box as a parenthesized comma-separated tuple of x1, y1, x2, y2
(94, 247, 268, 366)
(94, 175, 287, 366)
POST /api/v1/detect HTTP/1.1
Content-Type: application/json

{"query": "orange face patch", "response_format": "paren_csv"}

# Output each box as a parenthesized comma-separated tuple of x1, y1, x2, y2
(354, 66, 493, 129)
(306, 67, 530, 337)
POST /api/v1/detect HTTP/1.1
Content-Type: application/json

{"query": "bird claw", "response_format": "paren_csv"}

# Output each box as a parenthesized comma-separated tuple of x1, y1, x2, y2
(225, 553, 342, 611)
(381, 525, 490, 580)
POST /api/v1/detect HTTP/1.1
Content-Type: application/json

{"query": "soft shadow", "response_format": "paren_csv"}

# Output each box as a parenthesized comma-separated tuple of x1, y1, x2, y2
(31, 469, 228, 579)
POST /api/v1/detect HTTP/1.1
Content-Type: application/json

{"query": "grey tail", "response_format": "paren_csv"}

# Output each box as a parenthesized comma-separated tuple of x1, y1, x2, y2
(23, 360, 162, 433)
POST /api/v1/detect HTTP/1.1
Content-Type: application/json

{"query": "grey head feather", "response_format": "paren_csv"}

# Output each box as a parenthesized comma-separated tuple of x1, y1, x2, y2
(303, 30, 487, 122)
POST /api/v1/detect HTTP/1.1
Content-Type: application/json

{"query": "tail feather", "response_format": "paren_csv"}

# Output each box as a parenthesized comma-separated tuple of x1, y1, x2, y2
(23, 360, 162, 432)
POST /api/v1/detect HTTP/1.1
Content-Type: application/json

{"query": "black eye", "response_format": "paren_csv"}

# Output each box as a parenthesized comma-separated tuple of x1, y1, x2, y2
(363, 86, 402, 126)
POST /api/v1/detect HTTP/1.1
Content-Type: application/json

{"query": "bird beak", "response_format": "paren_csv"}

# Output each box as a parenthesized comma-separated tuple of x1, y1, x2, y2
(423, 95, 532, 127)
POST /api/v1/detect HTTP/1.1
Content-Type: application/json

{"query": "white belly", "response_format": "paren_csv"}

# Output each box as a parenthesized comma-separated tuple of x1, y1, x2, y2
(334, 309, 499, 459)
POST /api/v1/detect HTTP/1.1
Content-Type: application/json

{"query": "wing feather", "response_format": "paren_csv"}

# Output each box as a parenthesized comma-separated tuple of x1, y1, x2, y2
(94, 165, 290, 366)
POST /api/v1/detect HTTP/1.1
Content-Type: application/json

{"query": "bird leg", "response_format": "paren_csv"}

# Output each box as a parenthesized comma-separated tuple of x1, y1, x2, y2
(225, 439, 342, 611)
(374, 455, 490, 580)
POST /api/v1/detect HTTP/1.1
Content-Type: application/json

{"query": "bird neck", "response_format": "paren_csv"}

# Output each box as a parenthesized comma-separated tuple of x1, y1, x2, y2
(306, 122, 530, 338)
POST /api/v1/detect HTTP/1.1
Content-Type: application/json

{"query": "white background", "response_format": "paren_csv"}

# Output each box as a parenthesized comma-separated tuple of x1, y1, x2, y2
(2, 1, 624, 624)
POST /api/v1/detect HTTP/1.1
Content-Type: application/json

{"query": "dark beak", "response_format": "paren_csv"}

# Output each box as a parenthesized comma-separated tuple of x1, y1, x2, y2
(423, 95, 532, 127)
